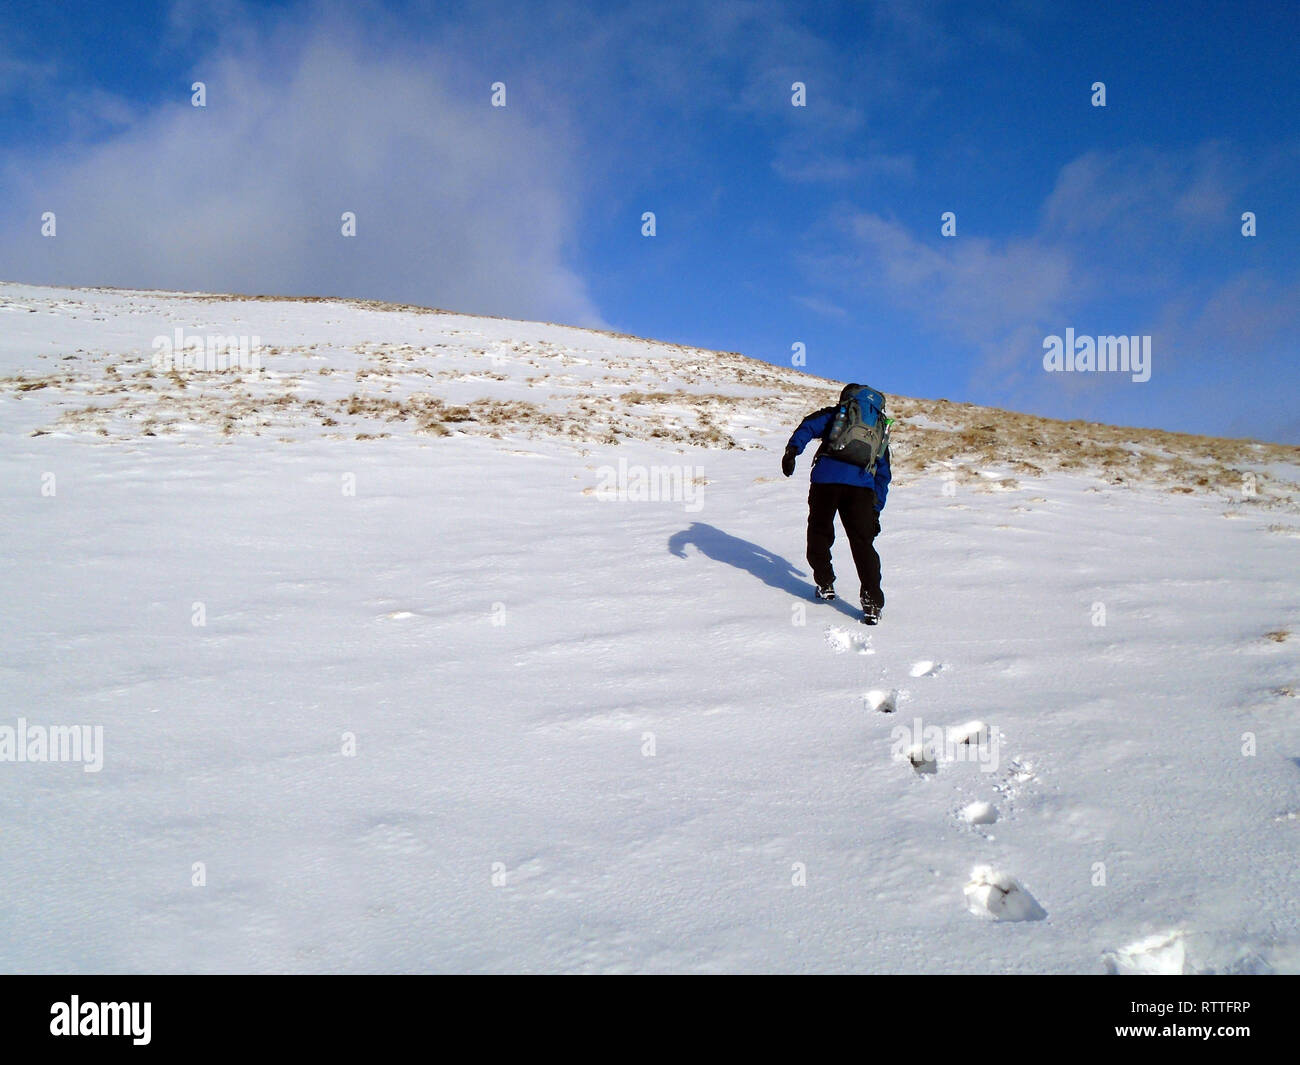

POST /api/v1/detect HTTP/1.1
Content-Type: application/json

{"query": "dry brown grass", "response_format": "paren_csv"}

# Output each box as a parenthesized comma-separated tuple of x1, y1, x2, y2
(874, 397, 1300, 501)
(19, 354, 1299, 505)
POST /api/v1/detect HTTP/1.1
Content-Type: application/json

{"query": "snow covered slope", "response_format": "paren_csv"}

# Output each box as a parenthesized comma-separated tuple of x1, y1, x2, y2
(1, 283, 1298, 973)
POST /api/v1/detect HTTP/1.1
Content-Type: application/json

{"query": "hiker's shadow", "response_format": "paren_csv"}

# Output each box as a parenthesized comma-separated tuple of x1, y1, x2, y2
(667, 522, 860, 620)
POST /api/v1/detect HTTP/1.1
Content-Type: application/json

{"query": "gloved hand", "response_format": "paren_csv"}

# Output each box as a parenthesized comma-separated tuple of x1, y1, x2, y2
(781, 447, 797, 477)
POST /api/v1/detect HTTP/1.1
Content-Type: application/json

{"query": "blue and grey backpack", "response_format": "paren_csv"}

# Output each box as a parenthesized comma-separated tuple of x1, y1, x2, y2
(822, 384, 891, 473)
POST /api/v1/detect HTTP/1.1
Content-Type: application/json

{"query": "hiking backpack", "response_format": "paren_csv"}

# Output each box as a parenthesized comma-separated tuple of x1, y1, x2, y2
(821, 384, 891, 473)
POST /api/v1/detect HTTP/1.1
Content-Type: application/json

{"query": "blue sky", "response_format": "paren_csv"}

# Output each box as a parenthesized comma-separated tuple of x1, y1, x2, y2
(2, 0, 1297, 441)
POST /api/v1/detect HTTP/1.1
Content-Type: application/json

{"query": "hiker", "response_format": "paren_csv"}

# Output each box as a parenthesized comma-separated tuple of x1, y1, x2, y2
(781, 383, 892, 625)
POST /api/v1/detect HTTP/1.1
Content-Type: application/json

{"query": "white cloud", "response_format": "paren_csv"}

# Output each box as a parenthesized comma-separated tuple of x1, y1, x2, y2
(0, 12, 602, 326)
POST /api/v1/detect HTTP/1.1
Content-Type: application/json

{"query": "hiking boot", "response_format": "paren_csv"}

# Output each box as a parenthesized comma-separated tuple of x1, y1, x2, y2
(815, 584, 836, 602)
(861, 597, 882, 625)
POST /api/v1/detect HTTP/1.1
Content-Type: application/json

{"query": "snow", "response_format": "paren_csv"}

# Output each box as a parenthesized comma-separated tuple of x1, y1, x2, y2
(959, 801, 998, 825)
(964, 865, 1047, 922)
(947, 720, 990, 747)
(864, 689, 897, 714)
(903, 743, 940, 776)
(1103, 931, 1191, 975)
(1, 284, 1298, 973)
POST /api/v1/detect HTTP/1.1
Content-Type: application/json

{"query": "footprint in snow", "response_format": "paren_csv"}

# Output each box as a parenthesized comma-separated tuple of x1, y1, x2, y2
(900, 742, 938, 775)
(1103, 931, 1190, 974)
(1005, 758, 1036, 786)
(825, 626, 873, 655)
(958, 800, 998, 825)
(864, 688, 898, 714)
(989, 757, 1035, 805)
(909, 659, 944, 678)
(963, 865, 1046, 922)
(946, 720, 989, 747)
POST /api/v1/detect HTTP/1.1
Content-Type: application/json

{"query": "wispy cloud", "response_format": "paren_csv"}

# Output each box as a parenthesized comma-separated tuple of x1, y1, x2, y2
(1040, 143, 1245, 242)
(0, 48, 58, 100)
(800, 140, 1293, 395)
(807, 207, 1076, 392)
(793, 293, 849, 319)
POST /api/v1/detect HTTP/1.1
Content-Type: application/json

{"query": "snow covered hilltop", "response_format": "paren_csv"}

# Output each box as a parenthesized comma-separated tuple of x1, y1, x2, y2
(1, 282, 1298, 973)
(3, 283, 1298, 504)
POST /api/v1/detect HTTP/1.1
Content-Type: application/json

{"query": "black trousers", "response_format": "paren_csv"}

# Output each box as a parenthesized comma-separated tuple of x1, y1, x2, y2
(806, 482, 883, 607)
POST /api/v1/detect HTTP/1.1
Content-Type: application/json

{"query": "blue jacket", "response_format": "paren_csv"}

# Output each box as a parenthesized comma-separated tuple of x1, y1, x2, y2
(787, 407, 891, 511)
